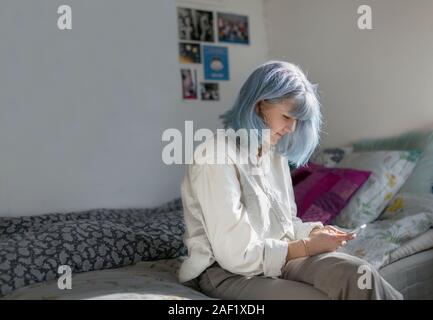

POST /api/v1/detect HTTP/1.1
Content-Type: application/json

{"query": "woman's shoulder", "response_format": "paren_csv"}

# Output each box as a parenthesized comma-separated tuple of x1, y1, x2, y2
(182, 132, 241, 185)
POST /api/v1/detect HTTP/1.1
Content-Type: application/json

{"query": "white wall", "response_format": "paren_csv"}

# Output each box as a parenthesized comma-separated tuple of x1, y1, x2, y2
(9, 0, 427, 217)
(265, 0, 433, 148)
(0, 0, 269, 216)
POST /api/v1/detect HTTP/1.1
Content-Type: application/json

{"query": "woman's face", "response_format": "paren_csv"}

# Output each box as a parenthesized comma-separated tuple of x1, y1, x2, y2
(255, 98, 298, 145)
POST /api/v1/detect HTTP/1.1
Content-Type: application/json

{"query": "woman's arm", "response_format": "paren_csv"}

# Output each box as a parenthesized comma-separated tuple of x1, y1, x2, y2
(284, 227, 356, 263)
(188, 162, 290, 278)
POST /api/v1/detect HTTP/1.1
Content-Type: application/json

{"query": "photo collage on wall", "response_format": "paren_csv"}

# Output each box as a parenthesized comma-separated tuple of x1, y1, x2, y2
(177, 7, 250, 101)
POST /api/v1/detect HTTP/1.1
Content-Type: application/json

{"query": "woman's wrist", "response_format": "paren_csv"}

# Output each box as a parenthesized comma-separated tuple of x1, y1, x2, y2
(285, 238, 310, 262)
(301, 238, 310, 256)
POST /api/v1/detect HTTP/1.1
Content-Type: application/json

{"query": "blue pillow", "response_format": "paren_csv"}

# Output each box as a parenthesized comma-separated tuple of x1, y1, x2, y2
(400, 132, 433, 194)
(352, 130, 430, 152)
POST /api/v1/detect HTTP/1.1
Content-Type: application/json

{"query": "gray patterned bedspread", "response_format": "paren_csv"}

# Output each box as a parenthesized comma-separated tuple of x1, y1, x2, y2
(0, 198, 187, 297)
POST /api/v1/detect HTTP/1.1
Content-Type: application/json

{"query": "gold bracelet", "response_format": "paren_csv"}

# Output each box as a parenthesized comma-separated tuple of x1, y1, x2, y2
(301, 238, 310, 256)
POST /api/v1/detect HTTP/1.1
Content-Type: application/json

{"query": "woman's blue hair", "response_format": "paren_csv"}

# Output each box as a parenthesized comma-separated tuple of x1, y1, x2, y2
(220, 60, 323, 168)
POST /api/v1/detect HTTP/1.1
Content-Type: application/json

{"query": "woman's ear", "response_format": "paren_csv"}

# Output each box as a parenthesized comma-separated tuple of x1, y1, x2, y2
(256, 101, 268, 124)
(255, 101, 262, 116)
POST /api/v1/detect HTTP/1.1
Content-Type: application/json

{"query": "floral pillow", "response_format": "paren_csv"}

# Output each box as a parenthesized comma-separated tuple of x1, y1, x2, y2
(291, 162, 371, 224)
(331, 150, 421, 228)
(338, 191, 433, 270)
(351, 130, 433, 195)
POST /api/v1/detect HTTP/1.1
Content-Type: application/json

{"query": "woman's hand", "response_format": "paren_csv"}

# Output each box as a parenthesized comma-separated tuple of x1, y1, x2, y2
(305, 226, 355, 256)
(310, 225, 355, 238)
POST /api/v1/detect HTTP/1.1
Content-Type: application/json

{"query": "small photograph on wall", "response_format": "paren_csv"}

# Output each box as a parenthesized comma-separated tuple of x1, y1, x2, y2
(217, 12, 249, 45)
(203, 45, 229, 81)
(178, 7, 214, 42)
(181, 69, 197, 100)
(179, 42, 201, 64)
(200, 83, 219, 101)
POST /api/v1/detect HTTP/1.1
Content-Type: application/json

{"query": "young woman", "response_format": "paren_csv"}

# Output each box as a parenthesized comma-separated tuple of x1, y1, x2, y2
(178, 61, 403, 300)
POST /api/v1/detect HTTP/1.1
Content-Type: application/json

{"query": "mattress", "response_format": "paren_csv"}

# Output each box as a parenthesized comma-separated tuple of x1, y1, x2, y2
(379, 248, 433, 300)
(2, 250, 432, 300)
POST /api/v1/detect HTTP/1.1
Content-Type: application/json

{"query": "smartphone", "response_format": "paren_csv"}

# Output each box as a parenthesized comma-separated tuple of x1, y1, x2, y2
(348, 224, 367, 236)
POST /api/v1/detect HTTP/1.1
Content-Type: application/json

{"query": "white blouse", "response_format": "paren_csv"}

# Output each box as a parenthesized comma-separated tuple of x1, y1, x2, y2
(178, 133, 323, 283)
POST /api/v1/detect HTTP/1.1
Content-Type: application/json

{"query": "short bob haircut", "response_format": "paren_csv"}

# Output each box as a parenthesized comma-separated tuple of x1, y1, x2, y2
(220, 61, 323, 168)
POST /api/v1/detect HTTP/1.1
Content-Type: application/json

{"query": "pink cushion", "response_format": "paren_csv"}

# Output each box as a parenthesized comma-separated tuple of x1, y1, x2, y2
(291, 162, 371, 224)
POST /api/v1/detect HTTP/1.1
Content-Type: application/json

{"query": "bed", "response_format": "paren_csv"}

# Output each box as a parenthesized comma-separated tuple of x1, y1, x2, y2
(0, 197, 432, 300)
(380, 248, 433, 300)
(1, 129, 433, 300)
(1, 246, 433, 300)
(0, 257, 214, 300)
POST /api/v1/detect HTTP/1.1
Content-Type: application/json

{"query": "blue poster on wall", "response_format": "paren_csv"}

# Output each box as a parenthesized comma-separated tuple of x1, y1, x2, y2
(203, 45, 229, 81)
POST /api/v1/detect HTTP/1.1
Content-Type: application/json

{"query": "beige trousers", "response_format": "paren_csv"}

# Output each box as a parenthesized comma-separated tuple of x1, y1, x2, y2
(192, 252, 403, 300)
